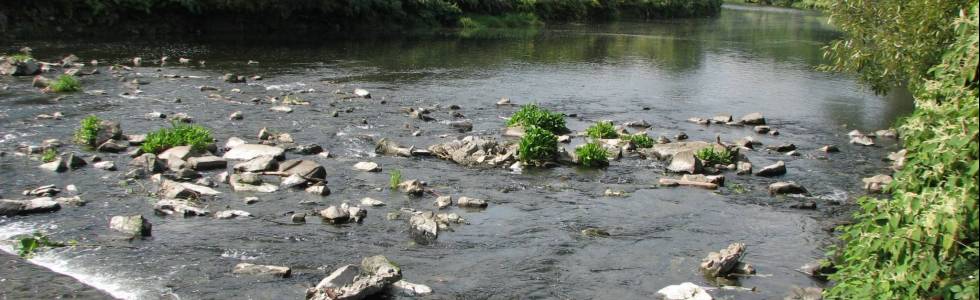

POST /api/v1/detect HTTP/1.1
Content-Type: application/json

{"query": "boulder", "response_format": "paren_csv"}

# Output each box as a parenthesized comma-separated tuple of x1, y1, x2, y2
(397, 180, 425, 196)
(129, 153, 165, 173)
(234, 155, 278, 172)
(429, 136, 515, 166)
(360, 197, 385, 207)
(1, 59, 42, 76)
(232, 263, 290, 277)
(375, 138, 414, 157)
(850, 136, 875, 146)
(862, 174, 893, 193)
(215, 210, 252, 219)
(391, 280, 433, 297)
(153, 199, 210, 217)
(755, 161, 786, 177)
(320, 206, 350, 224)
(280, 174, 309, 189)
(740, 112, 766, 125)
(278, 159, 326, 180)
(667, 151, 703, 174)
(656, 282, 713, 300)
(736, 161, 752, 175)
(766, 143, 796, 152)
(314, 265, 360, 290)
(353, 162, 380, 172)
(223, 144, 285, 161)
(769, 181, 809, 195)
(187, 156, 226, 170)
(457, 196, 488, 208)
(307, 257, 402, 300)
(109, 215, 152, 237)
(229, 173, 279, 193)
(700, 242, 745, 277)
(1, 197, 62, 216)
(410, 211, 439, 240)
(434, 196, 452, 209)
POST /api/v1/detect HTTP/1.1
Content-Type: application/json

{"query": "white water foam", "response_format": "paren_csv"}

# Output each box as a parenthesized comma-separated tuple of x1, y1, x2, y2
(0, 221, 155, 300)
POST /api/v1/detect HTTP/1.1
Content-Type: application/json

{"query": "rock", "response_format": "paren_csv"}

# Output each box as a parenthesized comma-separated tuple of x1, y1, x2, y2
(153, 199, 210, 217)
(392, 280, 433, 297)
(308, 256, 402, 300)
(862, 174, 893, 193)
(557, 135, 571, 143)
(269, 106, 293, 113)
(291, 212, 306, 223)
(346, 204, 367, 223)
(320, 206, 350, 224)
(129, 153, 165, 173)
(496, 97, 511, 105)
(55, 196, 86, 206)
(582, 227, 610, 237)
(94, 120, 122, 146)
(314, 265, 360, 290)
(682, 174, 725, 186)
(410, 211, 439, 240)
(223, 144, 285, 160)
(447, 120, 473, 132)
(457, 196, 488, 208)
(305, 184, 331, 196)
(215, 210, 252, 219)
(224, 137, 247, 150)
(434, 196, 452, 209)
(799, 260, 835, 281)
(502, 126, 525, 137)
(790, 201, 818, 210)
(753, 125, 771, 134)
(675, 132, 688, 141)
(144, 111, 167, 119)
(624, 120, 651, 128)
(167, 158, 188, 172)
(232, 263, 290, 277)
(229, 111, 243, 120)
(229, 173, 279, 193)
(875, 129, 897, 138)
(755, 161, 786, 177)
(658, 178, 718, 189)
(2, 58, 42, 76)
(850, 135, 875, 146)
(360, 197, 385, 207)
(428, 136, 515, 166)
(769, 181, 809, 195)
(397, 180, 425, 196)
(16, 197, 62, 214)
(126, 134, 147, 145)
(645, 142, 725, 160)
(293, 144, 323, 155)
(222, 73, 247, 83)
(656, 282, 713, 300)
(740, 112, 766, 125)
(733, 262, 756, 275)
(234, 155, 278, 172)
(786, 150, 801, 157)
(62, 152, 88, 169)
(280, 174, 309, 189)
(700, 242, 745, 277)
(158, 180, 220, 199)
(187, 156, 226, 170)
(736, 161, 752, 175)
(818, 145, 840, 153)
(32, 75, 51, 88)
(243, 196, 259, 205)
(375, 138, 414, 157)
(785, 287, 823, 300)
(278, 159, 326, 180)
(109, 215, 152, 237)
(38, 159, 67, 172)
(158, 146, 196, 162)
(353, 162, 380, 172)
(712, 114, 733, 124)
(353, 88, 371, 98)
(195, 177, 216, 187)
(766, 143, 796, 152)
(604, 189, 627, 197)
(687, 117, 710, 125)
(887, 149, 907, 170)
(667, 151, 703, 174)
(25, 185, 60, 197)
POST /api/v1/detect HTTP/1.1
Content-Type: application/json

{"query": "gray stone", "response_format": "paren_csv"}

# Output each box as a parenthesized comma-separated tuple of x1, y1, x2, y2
(18, 197, 61, 214)
(740, 112, 766, 125)
(352, 161, 380, 172)
(314, 265, 359, 290)
(93, 161, 116, 170)
(712, 114, 733, 124)
(129, 153, 165, 173)
(109, 215, 152, 237)
(229, 174, 278, 193)
(428, 136, 514, 166)
(667, 151, 703, 174)
(96, 139, 127, 153)
(215, 210, 252, 219)
(819, 145, 840, 153)
(232, 263, 291, 277)
(153, 199, 210, 217)
(223, 144, 285, 160)
(278, 159, 326, 180)
(753, 125, 771, 134)
(457, 196, 488, 208)
(397, 180, 425, 196)
(305, 184, 330, 196)
(353, 88, 371, 98)
(38, 159, 67, 172)
(187, 156, 226, 170)
(360, 197, 385, 207)
(646, 142, 725, 160)
(447, 120, 473, 132)
(769, 181, 808, 195)
(700, 242, 745, 277)
(766, 143, 796, 152)
(736, 161, 752, 175)
(850, 135, 875, 146)
(158, 146, 197, 162)
(375, 138, 414, 157)
(291, 213, 306, 223)
(320, 206, 350, 224)
(410, 211, 439, 240)
(233, 155, 278, 172)
(224, 137, 246, 149)
(434, 196, 452, 209)
(95, 120, 123, 146)
(862, 174, 893, 193)
(280, 174, 309, 189)
(755, 161, 786, 177)
(656, 282, 713, 300)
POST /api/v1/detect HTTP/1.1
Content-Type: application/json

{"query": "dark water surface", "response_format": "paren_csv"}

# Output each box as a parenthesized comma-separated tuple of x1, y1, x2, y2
(0, 4, 911, 300)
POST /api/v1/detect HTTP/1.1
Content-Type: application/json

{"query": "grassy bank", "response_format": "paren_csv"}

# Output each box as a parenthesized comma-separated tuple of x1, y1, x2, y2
(0, 0, 722, 36)
(724, 0, 828, 9)
(823, 1, 979, 299)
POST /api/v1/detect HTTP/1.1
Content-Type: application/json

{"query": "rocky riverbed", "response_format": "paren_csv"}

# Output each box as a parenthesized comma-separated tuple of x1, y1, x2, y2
(0, 5, 911, 300)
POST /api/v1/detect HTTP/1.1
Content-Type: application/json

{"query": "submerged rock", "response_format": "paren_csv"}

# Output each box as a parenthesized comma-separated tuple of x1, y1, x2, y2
(849, 135, 875, 146)
(755, 161, 787, 177)
(360, 197, 385, 207)
(397, 180, 425, 196)
(109, 215, 152, 237)
(457, 196, 488, 208)
(769, 181, 809, 195)
(375, 138, 414, 157)
(353, 161, 380, 172)
(700, 242, 745, 277)
(233, 263, 290, 277)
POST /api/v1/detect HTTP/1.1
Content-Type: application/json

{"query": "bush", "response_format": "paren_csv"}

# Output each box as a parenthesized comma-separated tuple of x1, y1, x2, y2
(141, 122, 213, 154)
(40, 148, 57, 162)
(622, 133, 654, 148)
(517, 125, 558, 163)
(694, 147, 734, 165)
(49, 75, 81, 93)
(585, 121, 617, 139)
(73, 115, 102, 147)
(575, 141, 608, 167)
(507, 103, 567, 134)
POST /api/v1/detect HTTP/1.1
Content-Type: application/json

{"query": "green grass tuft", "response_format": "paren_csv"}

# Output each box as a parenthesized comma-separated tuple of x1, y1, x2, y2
(695, 147, 735, 165)
(49, 75, 82, 93)
(5, 53, 33, 63)
(73, 115, 102, 147)
(518, 125, 558, 163)
(622, 133, 654, 148)
(576, 141, 609, 168)
(507, 104, 567, 134)
(40, 148, 58, 162)
(389, 169, 402, 189)
(586, 121, 618, 139)
(141, 122, 213, 154)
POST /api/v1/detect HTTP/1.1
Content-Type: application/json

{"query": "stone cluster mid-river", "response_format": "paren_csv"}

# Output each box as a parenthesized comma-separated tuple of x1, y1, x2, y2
(0, 4, 911, 300)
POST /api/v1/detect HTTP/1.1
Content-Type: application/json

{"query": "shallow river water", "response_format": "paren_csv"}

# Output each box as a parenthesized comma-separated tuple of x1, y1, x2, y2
(0, 4, 911, 300)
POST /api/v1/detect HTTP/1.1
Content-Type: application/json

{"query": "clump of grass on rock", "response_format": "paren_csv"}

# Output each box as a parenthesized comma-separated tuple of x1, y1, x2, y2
(622, 133, 654, 148)
(49, 75, 81, 93)
(73, 115, 102, 147)
(518, 125, 558, 164)
(576, 141, 609, 168)
(585, 121, 618, 139)
(40, 148, 57, 162)
(507, 103, 567, 134)
(695, 147, 734, 165)
(141, 122, 213, 154)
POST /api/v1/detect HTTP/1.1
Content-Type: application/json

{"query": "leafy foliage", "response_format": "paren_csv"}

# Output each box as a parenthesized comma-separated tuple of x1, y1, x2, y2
(622, 133, 654, 148)
(826, 3, 979, 300)
(694, 147, 734, 165)
(141, 122, 213, 154)
(585, 121, 617, 139)
(50, 75, 81, 93)
(517, 125, 558, 163)
(507, 103, 567, 134)
(73, 115, 102, 147)
(729, 0, 828, 9)
(575, 141, 608, 167)
(4, 53, 33, 62)
(17, 232, 66, 258)
(41, 148, 57, 162)
(389, 169, 402, 189)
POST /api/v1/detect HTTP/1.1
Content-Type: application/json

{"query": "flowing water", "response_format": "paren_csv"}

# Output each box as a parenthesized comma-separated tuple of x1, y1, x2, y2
(0, 4, 912, 299)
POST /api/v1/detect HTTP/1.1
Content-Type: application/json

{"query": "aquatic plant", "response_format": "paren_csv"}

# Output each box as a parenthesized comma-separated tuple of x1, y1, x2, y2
(73, 115, 102, 147)
(622, 133, 654, 148)
(141, 122, 213, 154)
(517, 125, 558, 163)
(575, 141, 608, 168)
(507, 103, 567, 134)
(49, 75, 81, 93)
(694, 147, 734, 165)
(585, 121, 618, 139)
(389, 170, 402, 190)
(17, 232, 66, 258)
(40, 148, 57, 162)
(4, 53, 33, 63)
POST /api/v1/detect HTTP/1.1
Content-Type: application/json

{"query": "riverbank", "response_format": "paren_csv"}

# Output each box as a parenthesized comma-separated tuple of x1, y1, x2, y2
(0, 0, 722, 39)
(0, 251, 114, 299)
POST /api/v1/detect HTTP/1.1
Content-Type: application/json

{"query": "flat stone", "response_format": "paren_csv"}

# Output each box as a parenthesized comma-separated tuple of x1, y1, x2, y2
(129, 153, 165, 173)
(700, 242, 745, 277)
(215, 210, 252, 219)
(656, 282, 713, 300)
(769, 181, 808, 195)
(754, 161, 786, 177)
(353, 161, 380, 172)
(153, 199, 211, 217)
(223, 144, 285, 161)
(646, 142, 725, 160)
(457, 196, 488, 208)
(109, 215, 151, 237)
(360, 197, 385, 207)
(20, 197, 62, 214)
(740, 112, 766, 125)
(315, 265, 359, 290)
(232, 263, 290, 277)
(158, 146, 196, 161)
(434, 196, 452, 209)
(229, 174, 279, 193)
(233, 155, 278, 172)
(187, 156, 226, 170)
(277, 159, 326, 180)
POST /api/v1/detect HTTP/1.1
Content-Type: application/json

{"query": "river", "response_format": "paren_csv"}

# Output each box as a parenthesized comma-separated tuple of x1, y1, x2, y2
(0, 4, 911, 300)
